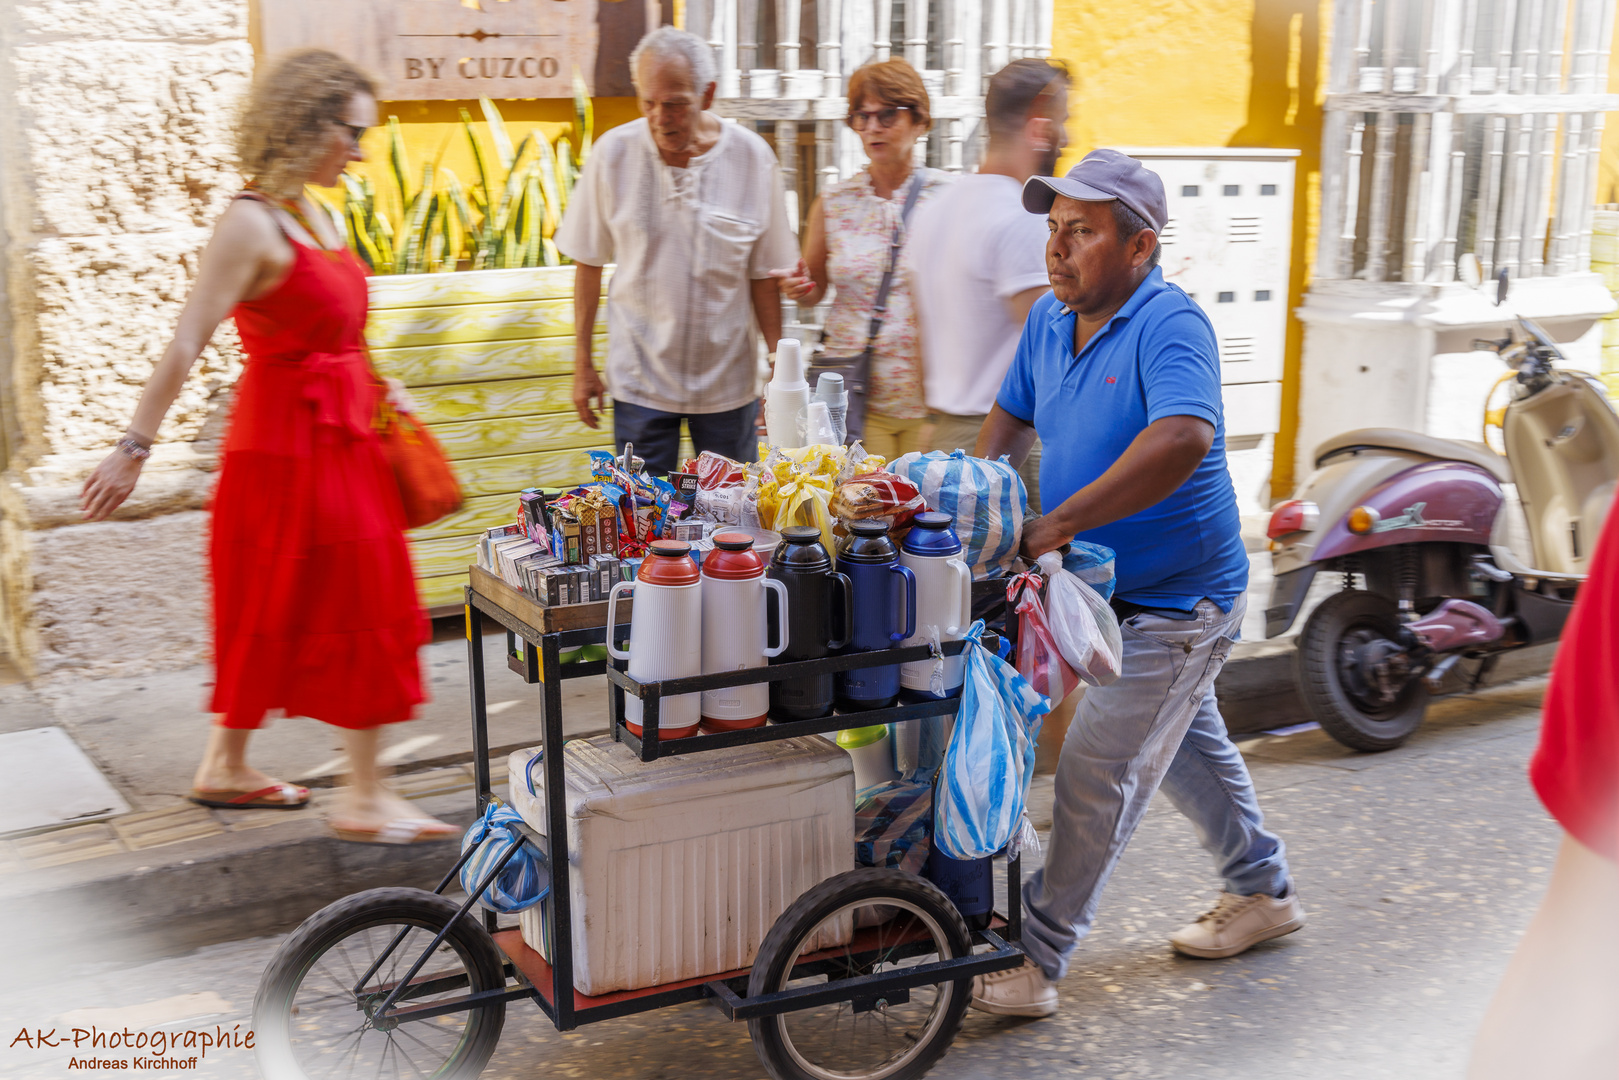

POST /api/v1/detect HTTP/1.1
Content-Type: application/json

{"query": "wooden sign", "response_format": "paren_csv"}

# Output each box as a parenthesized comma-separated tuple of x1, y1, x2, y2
(254, 0, 658, 100)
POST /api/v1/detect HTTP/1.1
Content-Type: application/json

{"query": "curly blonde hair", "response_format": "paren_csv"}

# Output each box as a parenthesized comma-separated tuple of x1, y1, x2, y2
(236, 49, 377, 194)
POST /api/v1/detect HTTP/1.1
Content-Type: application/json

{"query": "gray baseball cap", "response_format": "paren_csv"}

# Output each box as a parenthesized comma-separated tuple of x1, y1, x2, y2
(1023, 148, 1168, 233)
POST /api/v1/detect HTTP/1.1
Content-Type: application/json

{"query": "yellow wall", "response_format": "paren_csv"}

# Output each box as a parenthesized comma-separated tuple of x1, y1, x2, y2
(1602, 29, 1619, 206)
(1051, 0, 1328, 503)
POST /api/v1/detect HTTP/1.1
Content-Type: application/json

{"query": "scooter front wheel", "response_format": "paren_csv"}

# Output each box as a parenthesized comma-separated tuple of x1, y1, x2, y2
(1296, 590, 1428, 751)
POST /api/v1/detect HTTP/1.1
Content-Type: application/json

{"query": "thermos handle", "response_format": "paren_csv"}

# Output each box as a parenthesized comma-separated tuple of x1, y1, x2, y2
(604, 580, 633, 660)
(945, 558, 972, 636)
(828, 572, 854, 651)
(890, 563, 917, 643)
(762, 578, 791, 658)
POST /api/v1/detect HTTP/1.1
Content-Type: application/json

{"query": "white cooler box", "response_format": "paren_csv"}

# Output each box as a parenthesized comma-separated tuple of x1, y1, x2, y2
(506, 734, 855, 996)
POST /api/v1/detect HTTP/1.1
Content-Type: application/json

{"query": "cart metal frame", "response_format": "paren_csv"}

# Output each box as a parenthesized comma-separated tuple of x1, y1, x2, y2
(358, 568, 1029, 1051)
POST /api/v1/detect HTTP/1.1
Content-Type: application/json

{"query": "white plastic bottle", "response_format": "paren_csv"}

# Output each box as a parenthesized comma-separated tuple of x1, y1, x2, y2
(765, 339, 810, 449)
(813, 372, 848, 446)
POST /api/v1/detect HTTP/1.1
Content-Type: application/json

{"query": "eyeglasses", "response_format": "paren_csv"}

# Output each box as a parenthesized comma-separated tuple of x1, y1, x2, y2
(846, 106, 913, 131)
(333, 120, 368, 145)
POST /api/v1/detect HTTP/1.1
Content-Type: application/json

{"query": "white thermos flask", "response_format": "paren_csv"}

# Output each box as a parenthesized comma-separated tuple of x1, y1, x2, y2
(606, 539, 704, 738)
(699, 532, 789, 731)
(897, 512, 973, 700)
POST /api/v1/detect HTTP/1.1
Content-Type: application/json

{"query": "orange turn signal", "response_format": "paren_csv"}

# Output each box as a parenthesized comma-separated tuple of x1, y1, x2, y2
(1347, 506, 1380, 534)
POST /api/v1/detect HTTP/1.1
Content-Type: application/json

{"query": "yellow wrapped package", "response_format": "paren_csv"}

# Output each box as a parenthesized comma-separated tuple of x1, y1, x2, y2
(777, 477, 837, 553)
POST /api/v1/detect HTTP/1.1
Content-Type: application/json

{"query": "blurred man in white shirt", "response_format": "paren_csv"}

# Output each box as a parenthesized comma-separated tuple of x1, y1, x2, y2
(906, 59, 1070, 512)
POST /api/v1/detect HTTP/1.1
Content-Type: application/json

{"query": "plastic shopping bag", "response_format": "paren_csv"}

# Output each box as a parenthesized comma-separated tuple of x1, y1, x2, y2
(890, 449, 1027, 579)
(935, 620, 1051, 861)
(1007, 570, 1081, 704)
(1062, 541, 1117, 601)
(460, 803, 551, 914)
(855, 779, 933, 875)
(1037, 550, 1123, 687)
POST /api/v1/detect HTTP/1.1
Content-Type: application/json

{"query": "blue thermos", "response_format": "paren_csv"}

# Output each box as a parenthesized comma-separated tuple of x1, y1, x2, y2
(923, 845, 994, 931)
(835, 520, 916, 711)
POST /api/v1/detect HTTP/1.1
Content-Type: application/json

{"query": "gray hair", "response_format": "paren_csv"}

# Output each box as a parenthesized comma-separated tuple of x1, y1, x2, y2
(630, 27, 717, 93)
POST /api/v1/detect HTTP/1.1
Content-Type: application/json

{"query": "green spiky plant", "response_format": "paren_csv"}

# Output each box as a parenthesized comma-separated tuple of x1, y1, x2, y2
(336, 78, 592, 275)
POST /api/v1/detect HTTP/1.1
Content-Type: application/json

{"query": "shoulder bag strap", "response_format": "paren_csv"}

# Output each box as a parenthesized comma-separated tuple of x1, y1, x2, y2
(863, 168, 928, 350)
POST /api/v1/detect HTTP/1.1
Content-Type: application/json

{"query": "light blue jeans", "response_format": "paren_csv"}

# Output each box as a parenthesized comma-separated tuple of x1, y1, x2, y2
(1021, 594, 1292, 981)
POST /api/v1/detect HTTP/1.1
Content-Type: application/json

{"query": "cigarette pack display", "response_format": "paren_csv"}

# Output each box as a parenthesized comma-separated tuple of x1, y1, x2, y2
(496, 540, 545, 587)
(571, 567, 591, 605)
(515, 552, 561, 599)
(534, 566, 568, 606)
(587, 554, 617, 601)
(668, 520, 707, 543)
(670, 471, 700, 507)
(551, 515, 585, 566)
(508, 735, 853, 995)
(519, 491, 552, 547)
(479, 525, 524, 570)
(620, 558, 643, 581)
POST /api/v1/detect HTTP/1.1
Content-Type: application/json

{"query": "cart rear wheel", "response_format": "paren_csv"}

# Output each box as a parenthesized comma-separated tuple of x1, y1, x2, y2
(747, 868, 972, 1080)
(254, 887, 506, 1080)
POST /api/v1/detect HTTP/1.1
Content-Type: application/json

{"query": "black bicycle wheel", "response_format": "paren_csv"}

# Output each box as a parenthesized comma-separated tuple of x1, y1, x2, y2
(254, 887, 507, 1080)
(748, 868, 972, 1080)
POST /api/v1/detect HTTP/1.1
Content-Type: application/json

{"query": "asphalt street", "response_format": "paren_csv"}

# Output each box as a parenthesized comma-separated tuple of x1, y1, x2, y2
(0, 678, 1556, 1080)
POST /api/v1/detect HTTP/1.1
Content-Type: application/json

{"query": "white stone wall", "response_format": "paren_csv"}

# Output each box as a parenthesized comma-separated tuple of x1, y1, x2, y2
(1, 0, 253, 676)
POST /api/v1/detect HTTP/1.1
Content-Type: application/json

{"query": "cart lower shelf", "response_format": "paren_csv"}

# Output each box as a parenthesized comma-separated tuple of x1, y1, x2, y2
(494, 914, 1016, 1025)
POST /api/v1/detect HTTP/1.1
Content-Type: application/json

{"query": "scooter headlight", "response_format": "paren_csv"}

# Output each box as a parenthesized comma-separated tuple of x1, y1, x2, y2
(1347, 506, 1381, 534)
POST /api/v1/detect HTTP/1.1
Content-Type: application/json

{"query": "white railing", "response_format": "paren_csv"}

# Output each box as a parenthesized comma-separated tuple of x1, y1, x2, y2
(1316, 0, 1619, 284)
(685, 0, 1054, 225)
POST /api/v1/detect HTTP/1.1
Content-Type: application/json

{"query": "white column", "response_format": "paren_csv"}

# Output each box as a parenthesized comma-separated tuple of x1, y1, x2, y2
(1338, 116, 1367, 279)
(904, 0, 929, 70)
(942, 0, 965, 95)
(876, 0, 895, 61)
(777, 0, 802, 73)
(739, 0, 760, 95)
(982, 0, 1008, 91)
(1364, 111, 1399, 281)
(1478, 115, 1508, 274)
(1317, 109, 1349, 278)
(718, 0, 742, 97)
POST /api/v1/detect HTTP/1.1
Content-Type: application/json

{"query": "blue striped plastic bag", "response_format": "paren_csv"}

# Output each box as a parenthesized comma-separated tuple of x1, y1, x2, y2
(460, 804, 551, 914)
(935, 620, 1051, 861)
(890, 450, 1027, 579)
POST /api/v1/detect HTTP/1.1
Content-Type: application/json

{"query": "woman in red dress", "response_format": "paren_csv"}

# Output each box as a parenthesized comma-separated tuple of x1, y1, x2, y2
(1468, 503, 1619, 1077)
(80, 50, 455, 844)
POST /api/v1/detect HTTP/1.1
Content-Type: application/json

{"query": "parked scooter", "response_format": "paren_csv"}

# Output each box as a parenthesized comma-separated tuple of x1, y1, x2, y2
(1266, 261, 1619, 750)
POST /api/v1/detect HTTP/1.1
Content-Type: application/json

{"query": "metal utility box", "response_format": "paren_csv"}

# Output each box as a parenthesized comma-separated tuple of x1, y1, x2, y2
(1122, 149, 1299, 446)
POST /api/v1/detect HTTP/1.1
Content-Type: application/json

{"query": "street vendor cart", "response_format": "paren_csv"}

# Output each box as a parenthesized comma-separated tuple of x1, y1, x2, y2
(251, 565, 1031, 1080)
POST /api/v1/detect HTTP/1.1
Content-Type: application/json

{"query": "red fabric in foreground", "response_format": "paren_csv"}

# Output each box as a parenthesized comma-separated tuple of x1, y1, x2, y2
(1530, 502, 1619, 861)
(209, 239, 426, 730)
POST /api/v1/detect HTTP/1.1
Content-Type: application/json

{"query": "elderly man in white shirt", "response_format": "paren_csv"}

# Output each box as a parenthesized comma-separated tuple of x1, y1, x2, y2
(557, 26, 798, 474)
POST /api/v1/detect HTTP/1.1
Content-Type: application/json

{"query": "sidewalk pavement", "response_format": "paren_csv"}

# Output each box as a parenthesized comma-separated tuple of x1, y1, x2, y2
(0, 525, 1556, 964)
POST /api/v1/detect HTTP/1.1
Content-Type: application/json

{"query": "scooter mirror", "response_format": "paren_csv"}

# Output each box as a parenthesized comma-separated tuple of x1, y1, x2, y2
(1458, 253, 1483, 288)
(1495, 267, 1510, 306)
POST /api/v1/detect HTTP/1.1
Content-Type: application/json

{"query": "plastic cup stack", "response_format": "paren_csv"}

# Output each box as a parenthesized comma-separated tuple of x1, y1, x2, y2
(813, 373, 848, 446)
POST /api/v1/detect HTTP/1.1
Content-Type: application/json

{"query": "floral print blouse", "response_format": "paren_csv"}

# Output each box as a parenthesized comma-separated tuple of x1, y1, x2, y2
(822, 167, 952, 421)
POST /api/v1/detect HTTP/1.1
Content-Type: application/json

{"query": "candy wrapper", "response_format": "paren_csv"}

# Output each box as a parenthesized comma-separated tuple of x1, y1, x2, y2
(830, 470, 926, 532)
(694, 451, 747, 490)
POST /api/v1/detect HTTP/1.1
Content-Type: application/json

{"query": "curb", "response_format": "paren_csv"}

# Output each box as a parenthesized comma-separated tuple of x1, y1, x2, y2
(0, 639, 1556, 963)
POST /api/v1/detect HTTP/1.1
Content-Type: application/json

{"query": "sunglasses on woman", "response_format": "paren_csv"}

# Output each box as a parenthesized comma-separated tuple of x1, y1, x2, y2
(333, 120, 368, 145)
(846, 106, 913, 131)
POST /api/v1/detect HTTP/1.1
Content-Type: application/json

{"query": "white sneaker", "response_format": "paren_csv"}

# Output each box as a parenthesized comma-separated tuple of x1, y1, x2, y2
(1169, 891, 1306, 959)
(969, 958, 1058, 1018)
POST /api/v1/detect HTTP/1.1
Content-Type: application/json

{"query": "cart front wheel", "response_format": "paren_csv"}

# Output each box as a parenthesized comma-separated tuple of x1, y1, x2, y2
(254, 887, 506, 1080)
(748, 868, 972, 1080)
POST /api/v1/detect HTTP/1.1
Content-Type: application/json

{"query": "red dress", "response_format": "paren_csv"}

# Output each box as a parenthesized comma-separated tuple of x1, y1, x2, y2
(1530, 502, 1619, 860)
(210, 227, 426, 730)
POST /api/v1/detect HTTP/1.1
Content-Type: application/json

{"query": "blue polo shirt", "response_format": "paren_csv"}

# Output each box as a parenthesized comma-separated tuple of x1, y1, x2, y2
(997, 267, 1248, 611)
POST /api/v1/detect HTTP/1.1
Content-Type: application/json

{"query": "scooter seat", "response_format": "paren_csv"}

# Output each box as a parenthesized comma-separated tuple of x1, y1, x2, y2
(1314, 427, 1513, 484)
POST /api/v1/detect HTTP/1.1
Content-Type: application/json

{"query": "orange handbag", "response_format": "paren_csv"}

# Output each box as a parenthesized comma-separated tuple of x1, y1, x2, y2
(374, 399, 463, 529)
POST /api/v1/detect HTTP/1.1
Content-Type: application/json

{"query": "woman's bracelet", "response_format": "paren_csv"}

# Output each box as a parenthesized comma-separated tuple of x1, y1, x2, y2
(114, 435, 151, 462)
